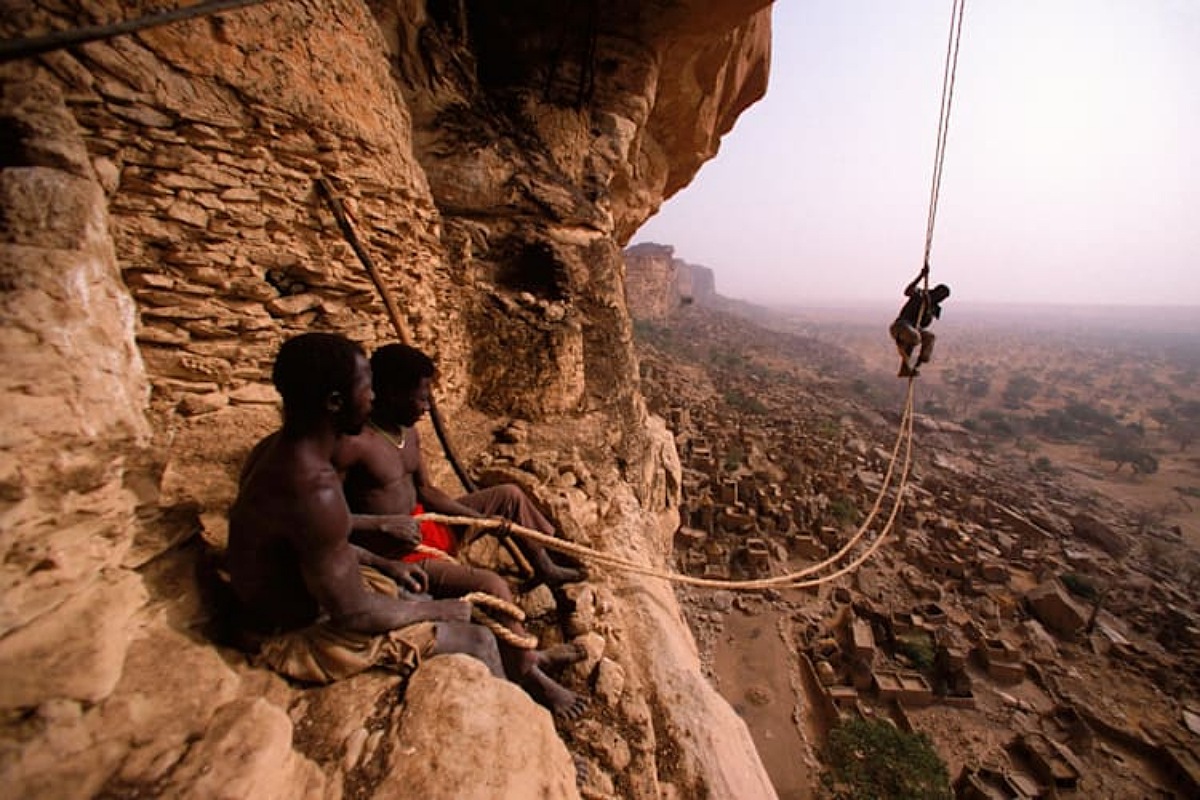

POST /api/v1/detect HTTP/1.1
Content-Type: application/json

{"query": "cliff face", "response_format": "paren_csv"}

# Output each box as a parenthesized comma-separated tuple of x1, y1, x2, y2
(624, 242, 720, 320)
(0, 2, 774, 797)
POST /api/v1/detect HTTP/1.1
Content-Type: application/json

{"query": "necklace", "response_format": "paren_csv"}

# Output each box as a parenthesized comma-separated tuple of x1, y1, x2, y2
(370, 421, 406, 450)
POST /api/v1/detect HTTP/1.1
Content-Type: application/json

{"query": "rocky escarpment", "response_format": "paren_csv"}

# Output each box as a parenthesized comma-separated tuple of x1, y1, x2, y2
(625, 242, 723, 320)
(1, 1, 775, 798)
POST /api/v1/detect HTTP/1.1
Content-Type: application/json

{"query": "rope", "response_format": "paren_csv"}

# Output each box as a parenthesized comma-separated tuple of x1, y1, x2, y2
(415, 543, 456, 562)
(0, 0, 274, 64)
(463, 591, 538, 649)
(464, 591, 527, 623)
(922, 0, 967, 273)
(414, 378, 919, 591)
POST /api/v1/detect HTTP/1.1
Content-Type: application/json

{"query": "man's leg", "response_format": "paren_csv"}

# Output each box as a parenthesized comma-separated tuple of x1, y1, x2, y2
(424, 560, 586, 718)
(457, 485, 585, 586)
(890, 320, 919, 376)
(917, 329, 936, 364)
(428, 620, 504, 678)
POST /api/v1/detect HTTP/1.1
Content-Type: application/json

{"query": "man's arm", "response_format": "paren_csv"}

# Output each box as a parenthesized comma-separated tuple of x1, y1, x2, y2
(349, 513, 421, 549)
(296, 477, 466, 633)
(351, 544, 428, 594)
(410, 430, 486, 518)
(904, 264, 930, 297)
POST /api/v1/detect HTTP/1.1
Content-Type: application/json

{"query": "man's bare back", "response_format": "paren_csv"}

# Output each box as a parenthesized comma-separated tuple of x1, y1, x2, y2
(227, 431, 337, 631)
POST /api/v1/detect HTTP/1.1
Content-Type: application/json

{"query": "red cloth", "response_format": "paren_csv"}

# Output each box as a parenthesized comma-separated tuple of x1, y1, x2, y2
(402, 503, 457, 563)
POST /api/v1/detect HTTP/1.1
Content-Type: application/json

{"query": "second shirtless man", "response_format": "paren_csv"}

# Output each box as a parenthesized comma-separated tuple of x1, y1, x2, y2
(335, 343, 586, 719)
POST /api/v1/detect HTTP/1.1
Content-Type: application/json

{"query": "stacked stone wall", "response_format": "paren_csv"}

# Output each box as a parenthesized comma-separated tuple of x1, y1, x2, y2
(42, 1, 469, 422)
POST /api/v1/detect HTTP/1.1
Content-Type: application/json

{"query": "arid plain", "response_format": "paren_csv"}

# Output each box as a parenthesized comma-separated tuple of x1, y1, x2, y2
(636, 299, 1200, 798)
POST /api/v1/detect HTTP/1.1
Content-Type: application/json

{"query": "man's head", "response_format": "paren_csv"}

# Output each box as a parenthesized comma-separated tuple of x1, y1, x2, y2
(272, 332, 372, 434)
(931, 284, 951, 303)
(370, 344, 435, 426)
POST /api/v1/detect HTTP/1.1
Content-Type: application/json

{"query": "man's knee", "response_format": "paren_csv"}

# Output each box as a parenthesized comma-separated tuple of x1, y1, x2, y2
(476, 569, 513, 602)
(917, 330, 936, 362)
(435, 621, 501, 664)
(891, 321, 919, 349)
(494, 484, 526, 507)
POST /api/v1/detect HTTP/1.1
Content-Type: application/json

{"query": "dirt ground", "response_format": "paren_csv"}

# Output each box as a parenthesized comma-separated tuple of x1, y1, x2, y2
(712, 606, 818, 800)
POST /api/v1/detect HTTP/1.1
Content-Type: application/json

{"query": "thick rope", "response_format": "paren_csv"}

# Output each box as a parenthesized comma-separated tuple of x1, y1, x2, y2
(413, 549, 541, 648)
(415, 543, 456, 562)
(464, 590, 527, 623)
(415, 379, 919, 591)
(923, 0, 967, 270)
(463, 591, 538, 649)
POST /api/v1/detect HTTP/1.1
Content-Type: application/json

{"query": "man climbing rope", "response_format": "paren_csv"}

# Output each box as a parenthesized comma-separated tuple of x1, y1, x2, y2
(889, 265, 950, 378)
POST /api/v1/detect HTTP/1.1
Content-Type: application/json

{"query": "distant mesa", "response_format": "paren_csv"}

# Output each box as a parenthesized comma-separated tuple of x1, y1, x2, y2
(623, 242, 721, 320)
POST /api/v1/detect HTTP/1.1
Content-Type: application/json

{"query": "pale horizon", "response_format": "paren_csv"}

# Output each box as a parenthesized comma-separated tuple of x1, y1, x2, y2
(632, 0, 1200, 308)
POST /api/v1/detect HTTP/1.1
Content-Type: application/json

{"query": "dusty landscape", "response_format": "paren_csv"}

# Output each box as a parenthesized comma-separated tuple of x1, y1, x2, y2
(634, 296, 1200, 798)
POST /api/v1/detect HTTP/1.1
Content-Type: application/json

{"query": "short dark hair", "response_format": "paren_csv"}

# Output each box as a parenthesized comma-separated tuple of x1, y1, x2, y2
(272, 332, 364, 419)
(931, 284, 951, 302)
(371, 343, 435, 395)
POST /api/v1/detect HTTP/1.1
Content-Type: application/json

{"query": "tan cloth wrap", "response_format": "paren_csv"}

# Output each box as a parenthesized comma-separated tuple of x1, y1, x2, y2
(256, 566, 438, 684)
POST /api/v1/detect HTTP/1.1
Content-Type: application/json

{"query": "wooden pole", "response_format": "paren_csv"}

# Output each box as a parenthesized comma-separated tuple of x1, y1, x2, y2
(314, 178, 478, 495)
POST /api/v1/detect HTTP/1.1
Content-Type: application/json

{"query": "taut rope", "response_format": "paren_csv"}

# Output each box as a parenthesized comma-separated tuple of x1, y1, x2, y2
(923, 0, 967, 276)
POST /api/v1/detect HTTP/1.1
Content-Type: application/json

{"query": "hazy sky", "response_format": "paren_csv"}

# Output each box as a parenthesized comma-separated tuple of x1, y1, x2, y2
(633, 0, 1200, 307)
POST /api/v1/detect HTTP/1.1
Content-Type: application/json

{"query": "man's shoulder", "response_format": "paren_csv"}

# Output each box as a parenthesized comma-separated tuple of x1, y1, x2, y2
(334, 426, 389, 466)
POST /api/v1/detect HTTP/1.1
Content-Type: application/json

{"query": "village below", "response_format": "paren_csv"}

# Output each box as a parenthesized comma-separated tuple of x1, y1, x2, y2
(626, 243, 1200, 799)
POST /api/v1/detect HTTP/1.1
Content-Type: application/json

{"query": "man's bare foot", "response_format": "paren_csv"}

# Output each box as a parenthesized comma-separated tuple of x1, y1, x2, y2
(536, 641, 588, 672)
(522, 665, 587, 720)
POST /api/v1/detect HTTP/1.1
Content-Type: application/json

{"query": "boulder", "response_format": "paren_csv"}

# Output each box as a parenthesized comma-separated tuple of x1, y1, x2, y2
(1025, 580, 1089, 638)
(384, 655, 580, 800)
(1070, 513, 1130, 557)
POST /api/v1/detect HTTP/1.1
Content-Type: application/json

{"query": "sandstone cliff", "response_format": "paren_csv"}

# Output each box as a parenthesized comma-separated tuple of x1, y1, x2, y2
(624, 242, 721, 320)
(0, 2, 776, 797)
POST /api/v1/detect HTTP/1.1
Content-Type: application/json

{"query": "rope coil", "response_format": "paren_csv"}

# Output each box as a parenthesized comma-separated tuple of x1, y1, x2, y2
(463, 591, 538, 649)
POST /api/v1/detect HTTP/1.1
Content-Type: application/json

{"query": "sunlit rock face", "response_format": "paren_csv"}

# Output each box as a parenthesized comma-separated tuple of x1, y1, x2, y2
(373, 0, 770, 426)
(624, 242, 721, 320)
(0, 1, 774, 797)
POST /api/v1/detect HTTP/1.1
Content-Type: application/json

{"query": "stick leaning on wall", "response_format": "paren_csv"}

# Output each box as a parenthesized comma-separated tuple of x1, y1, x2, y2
(314, 177, 534, 578)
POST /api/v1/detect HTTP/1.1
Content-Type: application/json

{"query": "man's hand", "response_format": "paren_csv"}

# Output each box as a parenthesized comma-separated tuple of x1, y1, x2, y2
(376, 515, 421, 549)
(380, 560, 428, 594)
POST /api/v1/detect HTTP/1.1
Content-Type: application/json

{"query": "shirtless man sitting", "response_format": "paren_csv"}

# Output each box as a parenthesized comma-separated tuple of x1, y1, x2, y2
(334, 343, 587, 719)
(225, 332, 502, 685)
